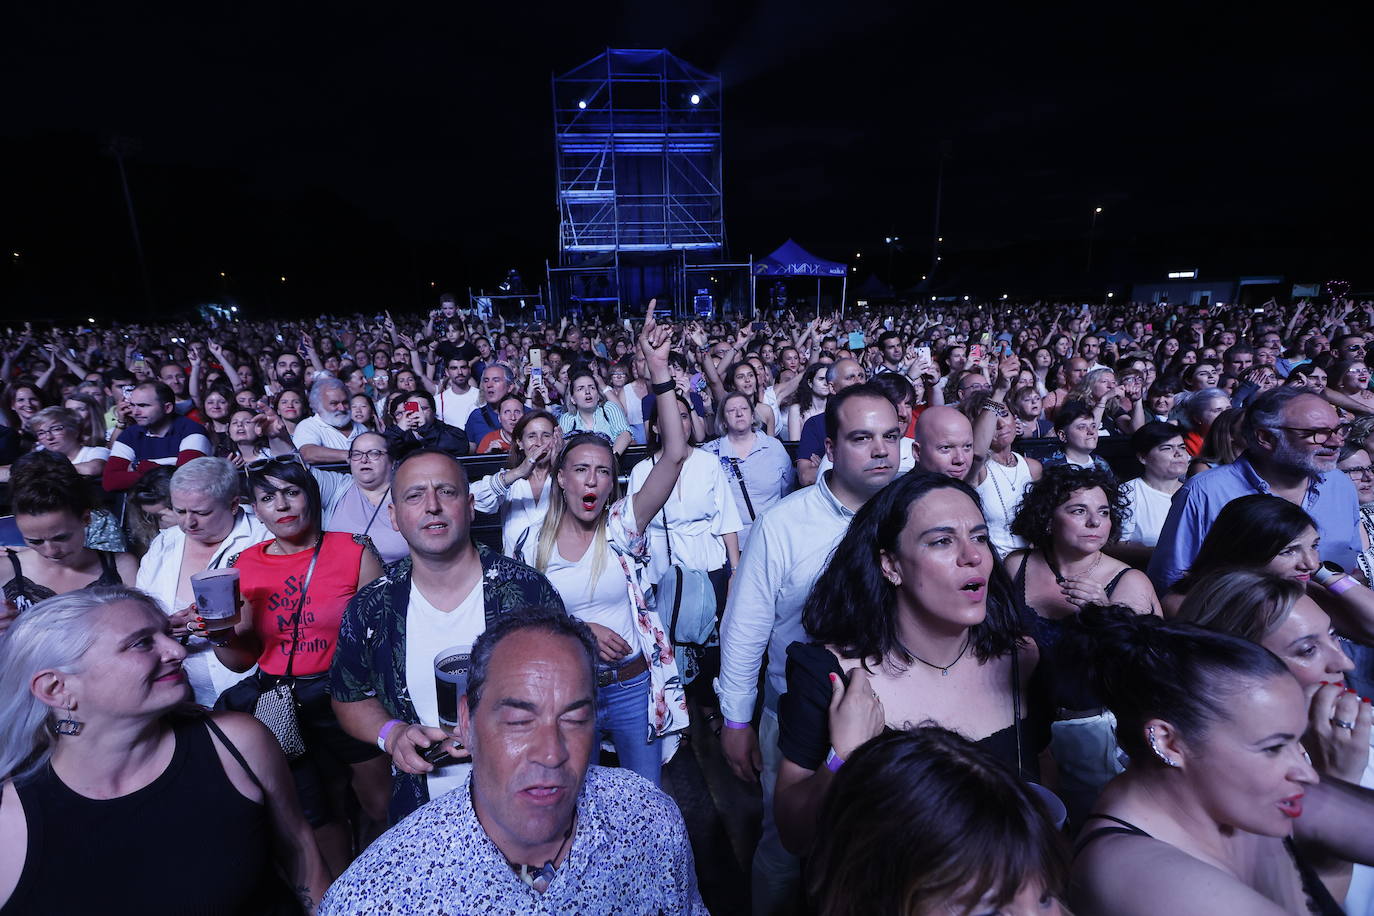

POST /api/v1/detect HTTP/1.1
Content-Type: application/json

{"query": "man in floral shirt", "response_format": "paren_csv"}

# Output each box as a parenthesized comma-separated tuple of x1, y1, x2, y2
(330, 448, 565, 823)
(321, 608, 706, 915)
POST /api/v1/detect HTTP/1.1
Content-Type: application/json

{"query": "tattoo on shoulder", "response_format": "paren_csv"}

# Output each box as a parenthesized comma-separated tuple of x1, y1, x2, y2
(294, 885, 316, 913)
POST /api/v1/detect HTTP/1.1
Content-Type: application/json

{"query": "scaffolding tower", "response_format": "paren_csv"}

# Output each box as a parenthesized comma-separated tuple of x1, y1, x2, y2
(550, 49, 746, 319)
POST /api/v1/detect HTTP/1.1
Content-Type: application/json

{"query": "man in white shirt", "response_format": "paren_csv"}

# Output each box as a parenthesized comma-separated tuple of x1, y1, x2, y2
(431, 355, 481, 429)
(715, 383, 902, 915)
(330, 449, 566, 823)
(293, 376, 365, 465)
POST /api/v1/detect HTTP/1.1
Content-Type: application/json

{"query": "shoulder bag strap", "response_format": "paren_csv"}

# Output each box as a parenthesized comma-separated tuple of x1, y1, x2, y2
(728, 457, 756, 521)
(282, 538, 325, 683)
(362, 486, 391, 537)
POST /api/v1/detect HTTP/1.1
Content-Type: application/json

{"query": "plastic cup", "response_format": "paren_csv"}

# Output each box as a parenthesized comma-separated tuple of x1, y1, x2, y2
(191, 568, 241, 631)
(434, 645, 473, 730)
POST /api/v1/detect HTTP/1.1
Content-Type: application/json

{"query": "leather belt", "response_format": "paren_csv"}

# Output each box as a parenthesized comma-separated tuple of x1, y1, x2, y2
(598, 653, 648, 687)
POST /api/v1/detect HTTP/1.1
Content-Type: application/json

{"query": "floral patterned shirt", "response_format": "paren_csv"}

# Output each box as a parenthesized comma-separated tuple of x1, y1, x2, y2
(329, 542, 565, 823)
(318, 766, 708, 916)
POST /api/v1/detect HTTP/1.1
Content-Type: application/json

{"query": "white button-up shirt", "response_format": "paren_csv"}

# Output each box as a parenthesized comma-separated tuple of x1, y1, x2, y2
(714, 470, 854, 723)
(626, 447, 743, 584)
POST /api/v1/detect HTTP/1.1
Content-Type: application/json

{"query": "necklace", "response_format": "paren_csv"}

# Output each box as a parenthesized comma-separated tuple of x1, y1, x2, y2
(509, 817, 576, 893)
(1042, 546, 1102, 584)
(900, 632, 972, 677)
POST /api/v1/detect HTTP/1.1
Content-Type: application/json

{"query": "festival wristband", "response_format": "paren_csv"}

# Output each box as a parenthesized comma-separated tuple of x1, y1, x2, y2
(1328, 576, 1359, 596)
(824, 747, 845, 773)
(377, 719, 405, 752)
(723, 719, 750, 730)
(651, 379, 675, 396)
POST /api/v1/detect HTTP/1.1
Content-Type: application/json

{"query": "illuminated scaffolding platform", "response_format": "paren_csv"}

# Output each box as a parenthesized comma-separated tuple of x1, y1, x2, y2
(548, 49, 749, 319)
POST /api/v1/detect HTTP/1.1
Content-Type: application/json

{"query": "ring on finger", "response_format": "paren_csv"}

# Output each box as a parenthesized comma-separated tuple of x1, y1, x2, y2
(1333, 717, 1357, 730)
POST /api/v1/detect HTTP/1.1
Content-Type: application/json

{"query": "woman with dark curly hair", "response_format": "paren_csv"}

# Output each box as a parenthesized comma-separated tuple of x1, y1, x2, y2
(1005, 464, 1159, 825)
(809, 727, 1069, 916)
(774, 473, 1050, 855)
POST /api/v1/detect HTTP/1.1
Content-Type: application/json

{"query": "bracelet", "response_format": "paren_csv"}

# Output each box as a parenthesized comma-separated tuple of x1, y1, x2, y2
(1328, 575, 1360, 596)
(651, 379, 675, 396)
(377, 718, 405, 752)
(723, 719, 751, 730)
(824, 747, 845, 773)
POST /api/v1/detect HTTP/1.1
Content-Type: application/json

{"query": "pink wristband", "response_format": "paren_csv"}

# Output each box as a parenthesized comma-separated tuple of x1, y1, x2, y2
(1328, 575, 1359, 595)
(825, 748, 845, 773)
(723, 719, 751, 730)
(377, 718, 405, 752)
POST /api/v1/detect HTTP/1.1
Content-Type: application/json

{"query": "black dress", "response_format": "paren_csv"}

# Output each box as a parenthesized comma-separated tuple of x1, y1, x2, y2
(1, 715, 279, 915)
(778, 641, 1051, 780)
(3, 548, 123, 612)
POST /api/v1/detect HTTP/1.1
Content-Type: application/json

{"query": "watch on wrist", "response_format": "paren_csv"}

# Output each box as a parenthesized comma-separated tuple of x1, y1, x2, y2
(1312, 561, 1345, 587)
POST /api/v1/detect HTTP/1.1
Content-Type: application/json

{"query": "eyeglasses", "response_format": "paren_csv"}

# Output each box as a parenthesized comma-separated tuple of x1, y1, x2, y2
(245, 452, 308, 475)
(1273, 425, 1351, 445)
(33, 425, 70, 438)
(348, 448, 389, 462)
(1342, 465, 1374, 480)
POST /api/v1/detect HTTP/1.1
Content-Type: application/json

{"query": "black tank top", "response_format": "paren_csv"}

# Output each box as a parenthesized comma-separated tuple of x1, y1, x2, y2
(1075, 814, 1344, 916)
(2, 715, 275, 915)
(3, 548, 123, 612)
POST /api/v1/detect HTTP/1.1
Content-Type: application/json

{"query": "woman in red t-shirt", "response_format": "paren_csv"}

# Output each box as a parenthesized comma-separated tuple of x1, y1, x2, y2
(205, 454, 386, 874)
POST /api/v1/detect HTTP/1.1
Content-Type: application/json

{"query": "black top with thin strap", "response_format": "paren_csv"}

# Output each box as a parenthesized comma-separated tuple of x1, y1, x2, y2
(1, 714, 275, 915)
(1074, 813, 1344, 916)
(3, 548, 122, 611)
(1014, 554, 1129, 714)
(778, 641, 1051, 780)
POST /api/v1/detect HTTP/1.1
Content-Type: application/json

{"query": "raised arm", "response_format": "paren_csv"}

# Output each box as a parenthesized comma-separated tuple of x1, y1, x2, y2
(631, 302, 691, 525)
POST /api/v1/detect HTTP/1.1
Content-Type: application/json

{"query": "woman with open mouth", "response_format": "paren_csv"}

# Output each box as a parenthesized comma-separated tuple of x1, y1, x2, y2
(773, 473, 1051, 856)
(1065, 603, 1356, 916)
(519, 304, 691, 787)
(1177, 568, 1374, 913)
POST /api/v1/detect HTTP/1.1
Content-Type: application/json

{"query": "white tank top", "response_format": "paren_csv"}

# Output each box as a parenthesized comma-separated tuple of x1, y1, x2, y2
(977, 453, 1034, 557)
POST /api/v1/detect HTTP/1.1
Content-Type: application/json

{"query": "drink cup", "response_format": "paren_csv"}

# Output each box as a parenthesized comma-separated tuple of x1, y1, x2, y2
(191, 568, 241, 631)
(434, 645, 473, 730)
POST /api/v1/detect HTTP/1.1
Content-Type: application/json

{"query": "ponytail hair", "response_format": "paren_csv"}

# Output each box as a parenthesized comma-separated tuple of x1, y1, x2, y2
(1062, 603, 1289, 765)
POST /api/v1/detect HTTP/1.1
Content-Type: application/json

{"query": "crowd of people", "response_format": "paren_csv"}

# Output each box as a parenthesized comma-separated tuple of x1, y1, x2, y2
(3, 290, 1374, 914)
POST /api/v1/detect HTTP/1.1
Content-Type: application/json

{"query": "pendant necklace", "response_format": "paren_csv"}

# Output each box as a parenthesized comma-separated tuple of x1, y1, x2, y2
(899, 632, 972, 677)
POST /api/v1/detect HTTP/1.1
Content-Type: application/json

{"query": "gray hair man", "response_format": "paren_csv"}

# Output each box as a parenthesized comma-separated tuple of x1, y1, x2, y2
(293, 376, 365, 465)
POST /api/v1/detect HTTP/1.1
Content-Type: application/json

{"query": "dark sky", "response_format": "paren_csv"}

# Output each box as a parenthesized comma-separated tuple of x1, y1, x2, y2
(3, 2, 1369, 315)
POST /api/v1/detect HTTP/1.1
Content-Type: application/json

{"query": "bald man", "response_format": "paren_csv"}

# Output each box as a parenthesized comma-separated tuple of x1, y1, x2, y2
(911, 405, 975, 480)
(795, 358, 867, 487)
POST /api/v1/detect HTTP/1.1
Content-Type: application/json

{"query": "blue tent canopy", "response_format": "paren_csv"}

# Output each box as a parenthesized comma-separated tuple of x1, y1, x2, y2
(752, 239, 848, 277)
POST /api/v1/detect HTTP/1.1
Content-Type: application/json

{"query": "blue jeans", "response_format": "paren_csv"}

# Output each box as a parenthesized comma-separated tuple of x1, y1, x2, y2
(596, 667, 661, 785)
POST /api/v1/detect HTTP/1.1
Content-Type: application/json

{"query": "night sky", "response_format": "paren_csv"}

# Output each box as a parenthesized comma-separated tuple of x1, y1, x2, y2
(3, 2, 1369, 316)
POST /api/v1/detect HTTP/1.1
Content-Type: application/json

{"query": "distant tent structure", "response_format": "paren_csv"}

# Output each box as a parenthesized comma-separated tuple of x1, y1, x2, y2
(751, 239, 850, 316)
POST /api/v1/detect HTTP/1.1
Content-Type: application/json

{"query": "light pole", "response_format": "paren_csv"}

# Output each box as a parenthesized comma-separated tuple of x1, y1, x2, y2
(1086, 206, 1103, 275)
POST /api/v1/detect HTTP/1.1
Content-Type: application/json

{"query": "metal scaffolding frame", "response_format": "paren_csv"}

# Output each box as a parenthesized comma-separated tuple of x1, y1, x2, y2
(551, 49, 732, 317)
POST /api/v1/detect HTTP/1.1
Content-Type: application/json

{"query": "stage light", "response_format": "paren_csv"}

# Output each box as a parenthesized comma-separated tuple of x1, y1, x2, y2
(931, 296, 937, 301)
(1001, 294, 1008, 300)
(578, 100, 587, 110)
(88, 317, 95, 323)
(855, 252, 861, 258)
(1094, 207, 1103, 213)
(884, 237, 891, 244)
(963, 295, 970, 301)
(230, 306, 238, 312)
(1107, 292, 1115, 298)
(690, 93, 701, 105)
(937, 237, 943, 243)
(936, 256, 942, 261)
(219, 271, 226, 277)
(280, 276, 287, 282)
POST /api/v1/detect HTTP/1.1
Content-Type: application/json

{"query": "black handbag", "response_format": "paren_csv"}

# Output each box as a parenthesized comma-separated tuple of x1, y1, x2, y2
(216, 539, 322, 761)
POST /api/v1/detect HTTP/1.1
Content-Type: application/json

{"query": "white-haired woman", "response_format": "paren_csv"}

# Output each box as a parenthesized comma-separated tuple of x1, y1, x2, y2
(136, 457, 268, 706)
(0, 586, 329, 913)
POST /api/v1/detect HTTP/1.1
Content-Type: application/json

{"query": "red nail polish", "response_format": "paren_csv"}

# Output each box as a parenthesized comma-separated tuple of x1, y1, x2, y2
(1348, 688, 1358, 695)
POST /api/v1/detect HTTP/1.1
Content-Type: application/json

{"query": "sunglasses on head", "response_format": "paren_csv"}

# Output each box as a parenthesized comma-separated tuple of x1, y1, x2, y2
(244, 452, 308, 479)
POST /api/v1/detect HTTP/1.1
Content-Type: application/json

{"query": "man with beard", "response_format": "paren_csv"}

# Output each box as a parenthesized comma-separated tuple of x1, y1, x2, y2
(271, 350, 306, 395)
(715, 382, 900, 914)
(322, 608, 705, 914)
(294, 376, 366, 465)
(1148, 387, 1361, 591)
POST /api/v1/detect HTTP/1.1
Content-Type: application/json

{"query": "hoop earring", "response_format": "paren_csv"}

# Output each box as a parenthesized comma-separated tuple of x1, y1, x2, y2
(56, 705, 84, 737)
(1148, 725, 1178, 768)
